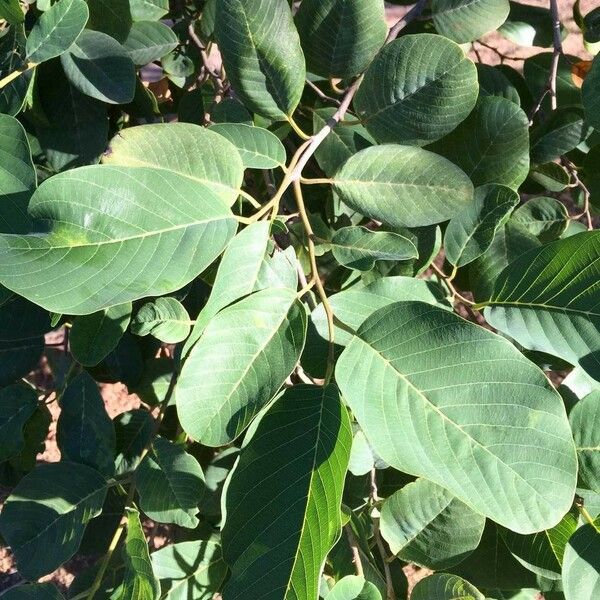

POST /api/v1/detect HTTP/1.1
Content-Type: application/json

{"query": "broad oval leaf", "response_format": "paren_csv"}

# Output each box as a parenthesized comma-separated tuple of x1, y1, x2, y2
(85, 0, 132, 43)
(0, 166, 237, 315)
(130, 0, 168, 21)
(411, 574, 484, 600)
(333, 145, 474, 228)
(429, 96, 530, 190)
(210, 123, 286, 169)
(295, 0, 387, 79)
(583, 54, 600, 131)
(570, 391, 600, 492)
(176, 287, 307, 446)
(336, 302, 577, 533)
(380, 478, 485, 570)
(136, 436, 205, 528)
(354, 34, 478, 146)
(70, 303, 132, 366)
(0, 461, 107, 579)
(103, 123, 244, 205)
(0, 384, 38, 462)
(325, 576, 382, 600)
(431, 0, 510, 43)
(152, 540, 227, 600)
(214, 0, 306, 120)
(131, 297, 191, 344)
(562, 522, 600, 600)
(329, 226, 418, 271)
(511, 196, 569, 241)
(483, 232, 600, 382)
(123, 21, 178, 66)
(222, 385, 352, 600)
(26, 0, 89, 63)
(57, 372, 116, 476)
(445, 184, 519, 267)
(60, 29, 135, 104)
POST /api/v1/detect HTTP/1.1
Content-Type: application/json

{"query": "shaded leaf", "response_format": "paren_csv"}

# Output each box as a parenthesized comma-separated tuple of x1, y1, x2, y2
(131, 298, 191, 344)
(562, 522, 600, 600)
(512, 196, 569, 241)
(0, 584, 64, 600)
(582, 55, 600, 131)
(114, 409, 155, 476)
(85, 0, 132, 43)
(570, 391, 600, 492)
(0, 384, 38, 462)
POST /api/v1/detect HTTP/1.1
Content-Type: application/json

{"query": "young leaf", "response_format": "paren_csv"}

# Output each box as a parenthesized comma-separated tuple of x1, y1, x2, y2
(131, 297, 191, 344)
(431, 0, 510, 43)
(295, 0, 387, 79)
(70, 303, 133, 366)
(336, 301, 577, 534)
(483, 232, 600, 381)
(57, 372, 116, 477)
(0, 384, 38, 462)
(25, 0, 89, 64)
(0, 166, 237, 314)
(103, 123, 244, 205)
(411, 574, 484, 600)
(333, 145, 474, 229)
(214, 0, 306, 120)
(328, 226, 418, 271)
(570, 391, 600, 492)
(354, 34, 478, 146)
(429, 96, 530, 189)
(123, 21, 178, 66)
(380, 478, 485, 570)
(177, 287, 307, 446)
(60, 29, 136, 104)
(152, 540, 227, 600)
(511, 196, 569, 241)
(0, 462, 107, 579)
(444, 184, 519, 267)
(136, 436, 205, 528)
(325, 576, 382, 600)
(119, 508, 160, 600)
(209, 123, 286, 169)
(562, 522, 600, 600)
(582, 54, 600, 131)
(221, 385, 352, 600)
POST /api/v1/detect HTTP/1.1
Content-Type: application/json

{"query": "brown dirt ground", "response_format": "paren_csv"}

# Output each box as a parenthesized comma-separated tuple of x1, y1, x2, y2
(0, 0, 594, 595)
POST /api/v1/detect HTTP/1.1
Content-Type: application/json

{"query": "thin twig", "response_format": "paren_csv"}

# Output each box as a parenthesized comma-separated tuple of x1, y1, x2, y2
(563, 158, 594, 229)
(344, 525, 365, 577)
(387, 0, 428, 41)
(305, 79, 341, 106)
(430, 263, 476, 307)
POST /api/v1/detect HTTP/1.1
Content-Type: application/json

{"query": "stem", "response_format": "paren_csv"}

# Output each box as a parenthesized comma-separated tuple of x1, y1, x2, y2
(238, 189, 261, 208)
(0, 62, 35, 89)
(299, 177, 333, 185)
(293, 181, 336, 384)
(431, 263, 475, 307)
(287, 116, 311, 140)
(305, 79, 341, 106)
(386, 0, 428, 41)
(344, 525, 365, 577)
(549, 0, 563, 111)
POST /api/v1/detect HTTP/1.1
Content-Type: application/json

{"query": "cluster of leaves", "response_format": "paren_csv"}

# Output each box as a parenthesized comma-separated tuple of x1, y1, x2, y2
(0, 0, 600, 599)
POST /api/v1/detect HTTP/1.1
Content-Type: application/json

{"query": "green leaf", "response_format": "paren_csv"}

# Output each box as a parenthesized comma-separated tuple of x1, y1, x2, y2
(524, 53, 580, 109)
(26, 0, 89, 63)
(530, 107, 590, 164)
(380, 478, 485, 570)
(312, 108, 373, 177)
(123, 21, 178, 66)
(0, 165, 237, 315)
(222, 385, 352, 600)
(60, 29, 136, 104)
(85, 0, 132, 43)
(570, 391, 600, 492)
(325, 576, 382, 600)
(136, 436, 204, 528)
(209, 123, 286, 169)
(412, 574, 484, 600)
(152, 540, 227, 600)
(103, 123, 244, 205)
(113, 409, 154, 475)
(328, 226, 417, 271)
(429, 97, 530, 189)
(483, 232, 600, 382)
(214, 0, 306, 120)
(119, 508, 160, 600)
(71, 303, 132, 366)
(177, 287, 307, 446)
(131, 298, 191, 344)
(0, 584, 64, 600)
(444, 184, 519, 267)
(183, 221, 296, 356)
(336, 301, 577, 533)
(57, 372, 116, 477)
(0, 0, 24, 24)
(0, 462, 107, 579)
(499, 1, 556, 47)
(583, 55, 600, 130)
(333, 145, 474, 228)
(354, 34, 478, 146)
(295, 0, 386, 79)
(431, 0, 510, 43)
(0, 26, 31, 116)
(511, 196, 569, 242)
(0, 384, 38, 462)
(129, 0, 168, 21)
(562, 522, 600, 600)
(586, 146, 600, 207)
(529, 162, 570, 192)
(477, 64, 521, 105)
